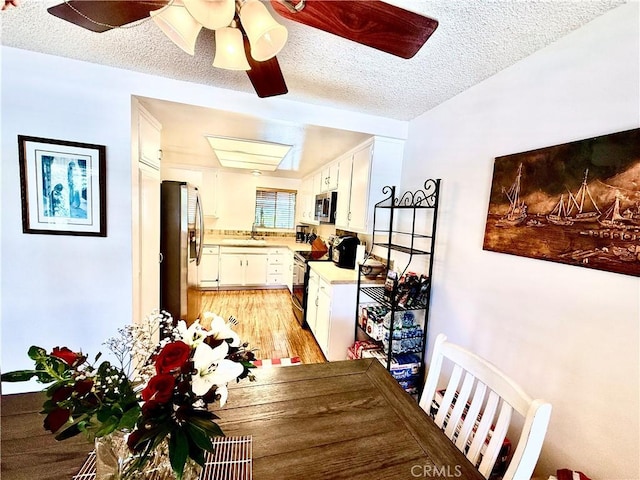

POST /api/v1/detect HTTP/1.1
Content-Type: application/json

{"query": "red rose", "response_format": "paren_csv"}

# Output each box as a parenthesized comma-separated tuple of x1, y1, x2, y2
(51, 385, 73, 403)
(141, 374, 175, 403)
(43, 407, 70, 433)
(126, 429, 145, 453)
(141, 400, 164, 417)
(50, 347, 84, 366)
(74, 379, 94, 396)
(155, 341, 191, 374)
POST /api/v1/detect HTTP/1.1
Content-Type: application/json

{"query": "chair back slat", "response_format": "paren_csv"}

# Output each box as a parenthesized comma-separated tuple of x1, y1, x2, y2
(454, 381, 487, 452)
(466, 390, 500, 465)
(478, 400, 512, 477)
(420, 334, 552, 480)
(435, 364, 463, 427)
(443, 370, 475, 440)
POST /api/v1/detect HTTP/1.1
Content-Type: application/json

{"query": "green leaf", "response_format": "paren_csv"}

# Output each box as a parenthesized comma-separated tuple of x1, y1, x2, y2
(54, 422, 82, 441)
(0, 370, 39, 382)
(94, 416, 119, 437)
(188, 442, 206, 468)
(187, 417, 224, 438)
(27, 346, 47, 361)
(118, 405, 141, 430)
(169, 429, 190, 480)
(189, 409, 219, 421)
(33, 371, 56, 384)
(96, 407, 114, 423)
(185, 423, 214, 452)
(41, 399, 57, 413)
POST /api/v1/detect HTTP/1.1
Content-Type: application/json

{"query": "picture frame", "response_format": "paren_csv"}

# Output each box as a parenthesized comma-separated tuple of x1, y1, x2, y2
(18, 135, 106, 237)
(482, 128, 640, 277)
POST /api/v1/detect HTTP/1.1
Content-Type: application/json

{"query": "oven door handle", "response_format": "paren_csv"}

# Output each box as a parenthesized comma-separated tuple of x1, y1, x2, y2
(291, 294, 304, 312)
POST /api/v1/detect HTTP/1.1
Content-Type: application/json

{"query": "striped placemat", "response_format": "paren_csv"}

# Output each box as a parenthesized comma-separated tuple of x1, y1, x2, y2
(251, 356, 301, 367)
(73, 436, 252, 480)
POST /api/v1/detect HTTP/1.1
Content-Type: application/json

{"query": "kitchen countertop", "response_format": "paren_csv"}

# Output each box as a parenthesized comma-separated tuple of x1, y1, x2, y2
(309, 261, 383, 285)
(203, 236, 313, 252)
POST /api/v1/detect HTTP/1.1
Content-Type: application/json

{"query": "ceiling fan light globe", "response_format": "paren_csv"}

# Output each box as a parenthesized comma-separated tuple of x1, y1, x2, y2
(213, 27, 251, 71)
(151, 1, 202, 55)
(240, 0, 288, 61)
(183, 0, 235, 30)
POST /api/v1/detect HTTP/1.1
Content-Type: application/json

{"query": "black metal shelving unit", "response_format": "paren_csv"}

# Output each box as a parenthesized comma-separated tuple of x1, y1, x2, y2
(354, 179, 441, 399)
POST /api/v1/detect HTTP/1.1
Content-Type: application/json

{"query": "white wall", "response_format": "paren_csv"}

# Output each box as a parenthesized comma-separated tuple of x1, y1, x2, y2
(213, 170, 301, 231)
(0, 47, 405, 393)
(402, 3, 639, 479)
(1, 51, 135, 393)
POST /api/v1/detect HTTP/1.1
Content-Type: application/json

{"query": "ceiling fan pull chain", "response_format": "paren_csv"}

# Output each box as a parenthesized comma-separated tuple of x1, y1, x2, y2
(61, 0, 164, 30)
(278, 0, 306, 14)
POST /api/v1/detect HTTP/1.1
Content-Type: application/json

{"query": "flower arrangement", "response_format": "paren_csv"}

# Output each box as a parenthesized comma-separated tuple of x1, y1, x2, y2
(1, 311, 256, 480)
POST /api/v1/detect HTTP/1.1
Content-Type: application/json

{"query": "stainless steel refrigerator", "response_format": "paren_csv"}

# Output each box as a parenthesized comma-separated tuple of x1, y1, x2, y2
(160, 181, 203, 324)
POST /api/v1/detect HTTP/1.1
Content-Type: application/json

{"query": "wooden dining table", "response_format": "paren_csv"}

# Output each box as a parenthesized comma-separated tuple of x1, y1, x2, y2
(1, 359, 485, 480)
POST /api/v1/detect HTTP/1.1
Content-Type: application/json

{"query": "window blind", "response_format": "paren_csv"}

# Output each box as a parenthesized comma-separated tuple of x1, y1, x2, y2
(255, 188, 297, 229)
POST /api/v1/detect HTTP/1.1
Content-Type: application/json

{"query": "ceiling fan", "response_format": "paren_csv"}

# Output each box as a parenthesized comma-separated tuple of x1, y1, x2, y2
(47, 0, 439, 98)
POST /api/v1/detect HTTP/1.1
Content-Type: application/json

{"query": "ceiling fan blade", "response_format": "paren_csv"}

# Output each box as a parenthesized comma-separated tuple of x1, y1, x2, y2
(47, 1, 168, 33)
(270, 0, 438, 59)
(243, 35, 288, 98)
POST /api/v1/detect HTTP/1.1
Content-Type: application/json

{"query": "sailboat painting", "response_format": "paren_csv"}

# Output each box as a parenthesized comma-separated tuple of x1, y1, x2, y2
(483, 128, 640, 277)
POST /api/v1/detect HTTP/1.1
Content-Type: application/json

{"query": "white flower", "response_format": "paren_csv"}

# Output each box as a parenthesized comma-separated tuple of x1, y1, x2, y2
(191, 341, 243, 405)
(201, 312, 240, 347)
(176, 319, 214, 347)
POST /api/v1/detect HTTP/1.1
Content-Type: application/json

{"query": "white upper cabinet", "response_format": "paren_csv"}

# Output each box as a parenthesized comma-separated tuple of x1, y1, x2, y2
(342, 143, 372, 232)
(138, 107, 162, 170)
(321, 162, 339, 192)
(298, 176, 314, 224)
(299, 136, 404, 231)
(335, 153, 353, 228)
(312, 172, 323, 195)
(335, 137, 404, 234)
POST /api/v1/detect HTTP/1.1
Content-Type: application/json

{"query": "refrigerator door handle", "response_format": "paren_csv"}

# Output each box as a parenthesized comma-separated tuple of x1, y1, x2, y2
(195, 193, 204, 266)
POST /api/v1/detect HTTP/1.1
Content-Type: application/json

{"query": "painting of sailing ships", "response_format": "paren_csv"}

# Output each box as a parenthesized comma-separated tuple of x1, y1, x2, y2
(483, 128, 640, 277)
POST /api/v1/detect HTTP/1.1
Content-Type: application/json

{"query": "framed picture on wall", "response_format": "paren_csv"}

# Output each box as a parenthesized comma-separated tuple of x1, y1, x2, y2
(18, 135, 106, 236)
(482, 128, 640, 277)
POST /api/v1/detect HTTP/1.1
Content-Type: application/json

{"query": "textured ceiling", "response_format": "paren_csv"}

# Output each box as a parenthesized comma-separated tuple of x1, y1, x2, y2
(0, 1, 626, 177)
(1, 0, 625, 121)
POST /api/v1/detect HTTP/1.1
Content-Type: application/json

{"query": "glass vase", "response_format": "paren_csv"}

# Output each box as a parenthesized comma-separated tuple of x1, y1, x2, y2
(95, 431, 201, 480)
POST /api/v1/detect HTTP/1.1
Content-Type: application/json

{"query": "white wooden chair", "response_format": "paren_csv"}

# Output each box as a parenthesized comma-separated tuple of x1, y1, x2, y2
(419, 334, 552, 480)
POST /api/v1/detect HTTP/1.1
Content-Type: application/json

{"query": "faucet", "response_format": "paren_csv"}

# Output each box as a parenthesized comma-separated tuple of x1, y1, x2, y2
(251, 223, 258, 239)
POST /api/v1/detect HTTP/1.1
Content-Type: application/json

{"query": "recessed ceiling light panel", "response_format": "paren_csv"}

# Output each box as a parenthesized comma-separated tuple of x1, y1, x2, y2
(205, 135, 292, 171)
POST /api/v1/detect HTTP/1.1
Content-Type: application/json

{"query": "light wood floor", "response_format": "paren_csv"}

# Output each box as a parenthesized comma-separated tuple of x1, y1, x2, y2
(199, 288, 327, 364)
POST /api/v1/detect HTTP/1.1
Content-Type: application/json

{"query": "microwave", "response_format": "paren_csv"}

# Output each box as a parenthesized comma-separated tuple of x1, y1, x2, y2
(314, 191, 337, 224)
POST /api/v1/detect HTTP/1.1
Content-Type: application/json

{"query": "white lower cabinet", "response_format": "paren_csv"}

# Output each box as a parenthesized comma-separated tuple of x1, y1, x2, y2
(306, 267, 356, 361)
(219, 247, 268, 286)
(199, 246, 219, 288)
(266, 248, 288, 287)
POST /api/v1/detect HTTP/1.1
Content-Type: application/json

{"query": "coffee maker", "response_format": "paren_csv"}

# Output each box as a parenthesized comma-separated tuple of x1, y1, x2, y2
(332, 235, 360, 269)
(295, 225, 309, 243)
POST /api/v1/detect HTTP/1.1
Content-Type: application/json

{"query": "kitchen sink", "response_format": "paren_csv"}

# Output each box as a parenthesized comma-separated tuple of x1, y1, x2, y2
(220, 238, 267, 246)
